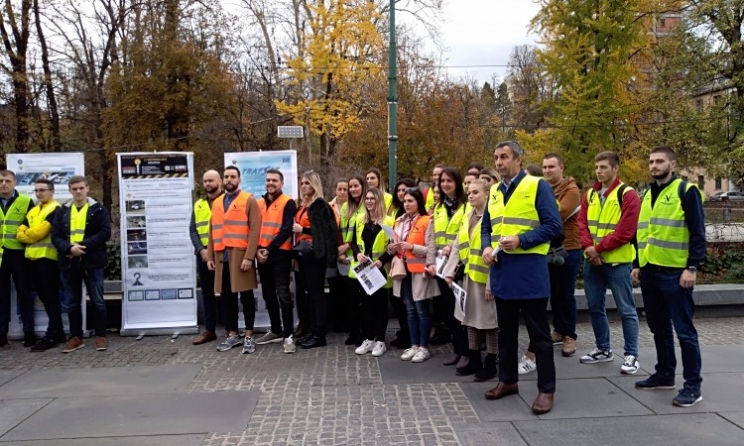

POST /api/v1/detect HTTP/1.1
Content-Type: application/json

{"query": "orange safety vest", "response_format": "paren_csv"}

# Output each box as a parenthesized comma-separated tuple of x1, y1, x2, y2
(394, 214, 430, 273)
(211, 191, 252, 251)
(257, 193, 292, 250)
(295, 204, 312, 243)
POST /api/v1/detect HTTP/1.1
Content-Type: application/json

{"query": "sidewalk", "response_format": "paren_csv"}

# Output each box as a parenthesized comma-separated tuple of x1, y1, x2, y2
(2, 316, 744, 445)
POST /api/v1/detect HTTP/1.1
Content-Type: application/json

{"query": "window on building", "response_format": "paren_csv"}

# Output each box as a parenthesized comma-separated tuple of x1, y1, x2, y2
(696, 99, 704, 112)
(660, 18, 667, 28)
(698, 175, 705, 190)
(715, 177, 722, 189)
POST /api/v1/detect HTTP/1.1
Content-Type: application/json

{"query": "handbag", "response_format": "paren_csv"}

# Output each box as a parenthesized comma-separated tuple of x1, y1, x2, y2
(390, 256, 407, 279)
(454, 262, 466, 282)
(292, 240, 314, 258)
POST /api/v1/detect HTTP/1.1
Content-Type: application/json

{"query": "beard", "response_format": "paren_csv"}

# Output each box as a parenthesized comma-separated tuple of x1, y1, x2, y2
(224, 183, 237, 192)
(204, 185, 219, 194)
(651, 167, 671, 180)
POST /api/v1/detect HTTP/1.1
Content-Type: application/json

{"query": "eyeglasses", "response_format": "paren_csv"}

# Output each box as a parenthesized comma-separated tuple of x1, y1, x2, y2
(34, 189, 51, 193)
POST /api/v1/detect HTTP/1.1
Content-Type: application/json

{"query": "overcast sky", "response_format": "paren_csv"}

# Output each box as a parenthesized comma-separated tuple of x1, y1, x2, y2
(401, 0, 542, 83)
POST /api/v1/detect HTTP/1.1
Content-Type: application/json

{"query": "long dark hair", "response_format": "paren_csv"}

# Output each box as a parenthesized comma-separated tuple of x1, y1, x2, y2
(391, 178, 416, 211)
(344, 174, 367, 221)
(437, 167, 466, 206)
(404, 187, 428, 217)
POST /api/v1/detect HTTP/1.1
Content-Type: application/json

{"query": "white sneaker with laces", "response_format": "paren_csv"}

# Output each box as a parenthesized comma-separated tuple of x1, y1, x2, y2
(355, 339, 375, 355)
(621, 355, 639, 374)
(371, 341, 386, 357)
(400, 346, 419, 361)
(284, 335, 296, 354)
(517, 355, 537, 375)
(580, 347, 614, 364)
(411, 347, 431, 363)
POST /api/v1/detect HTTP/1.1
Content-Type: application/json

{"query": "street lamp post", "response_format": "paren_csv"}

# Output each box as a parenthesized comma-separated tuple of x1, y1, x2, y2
(387, 0, 398, 191)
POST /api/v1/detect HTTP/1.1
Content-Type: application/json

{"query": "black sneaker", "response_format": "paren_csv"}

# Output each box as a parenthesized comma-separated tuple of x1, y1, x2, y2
(672, 388, 702, 407)
(30, 338, 58, 352)
(635, 374, 676, 390)
(23, 334, 36, 348)
(0, 334, 8, 347)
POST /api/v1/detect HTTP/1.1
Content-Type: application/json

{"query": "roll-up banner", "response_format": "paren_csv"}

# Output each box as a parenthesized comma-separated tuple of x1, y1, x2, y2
(118, 152, 198, 336)
(224, 151, 298, 330)
(5, 152, 86, 339)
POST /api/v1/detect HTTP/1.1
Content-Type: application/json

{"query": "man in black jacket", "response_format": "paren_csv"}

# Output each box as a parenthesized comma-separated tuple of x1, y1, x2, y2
(52, 176, 111, 353)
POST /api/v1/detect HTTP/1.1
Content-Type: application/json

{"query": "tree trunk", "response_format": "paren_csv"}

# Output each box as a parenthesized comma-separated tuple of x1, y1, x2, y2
(33, 0, 61, 151)
(0, 0, 32, 153)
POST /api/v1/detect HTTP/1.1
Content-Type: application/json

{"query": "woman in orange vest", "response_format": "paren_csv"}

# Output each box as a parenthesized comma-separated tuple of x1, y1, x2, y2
(387, 178, 416, 350)
(390, 188, 438, 363)
(292, 171, 339, 349)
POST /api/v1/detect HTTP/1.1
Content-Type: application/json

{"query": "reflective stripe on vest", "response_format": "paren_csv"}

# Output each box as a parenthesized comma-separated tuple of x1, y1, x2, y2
(585, 184, 636, 263)
(456, 209, 488, 284)
(193, 198, 213, 247)
(1, 194, 32, 250)
(211, 191, 252, 251)
(486, 176, 549, 255)
(0, 246, 3, 267)
(70, 203, 89, 244)
(637, 179, 701, 268)
(258, 194, 292, 250)
(433, 202, 466, 249)
(349, 215, 394, 288)
(25, 200, 60, 260)
(394, 214, 430, 273)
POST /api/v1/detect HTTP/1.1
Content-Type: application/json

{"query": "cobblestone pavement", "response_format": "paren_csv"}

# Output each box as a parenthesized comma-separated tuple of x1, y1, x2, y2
(2, 316, 744, 445)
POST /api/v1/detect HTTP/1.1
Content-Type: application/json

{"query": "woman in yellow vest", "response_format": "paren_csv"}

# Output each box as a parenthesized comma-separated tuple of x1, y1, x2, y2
(349, 188, 395, 357)
(365, 168, 393, 211)
(443, 179, 498, 381)
(427, 166, 469, 367)
(387, 178, 415, 218)
(391, 187, 438, 363)
(337, 174, 367, 346)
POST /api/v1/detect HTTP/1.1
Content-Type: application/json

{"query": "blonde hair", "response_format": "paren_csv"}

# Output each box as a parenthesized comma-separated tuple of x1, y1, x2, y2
(362, 188, 386, 224)
(301, 170, 324, 203)
(469, 178, 490, 193)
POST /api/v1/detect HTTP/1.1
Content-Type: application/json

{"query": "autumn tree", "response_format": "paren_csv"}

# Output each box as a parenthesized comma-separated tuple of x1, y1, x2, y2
(0, 0, 32, 153)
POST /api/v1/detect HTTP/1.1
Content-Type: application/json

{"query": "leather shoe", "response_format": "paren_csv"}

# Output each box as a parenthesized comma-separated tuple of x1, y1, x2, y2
(430, 331, 451, 345)
(300, 336, 327, 349)
(485, 382, 519, 400)
(531, 392, 554, 415)
(455, 354, 469, 369)
(443, 353, 461, 366)
(192, 331, 217, 345)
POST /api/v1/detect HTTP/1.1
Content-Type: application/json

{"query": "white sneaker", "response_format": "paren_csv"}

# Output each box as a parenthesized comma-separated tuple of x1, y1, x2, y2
(355, 339, 375, 355)
(517, 355, 537, 375)
(580, 348, 614, 364)
(371, 341, 386, 357)
(284, 335, 296, 354)
(411, 347, 431, 363)
(400, 346, 419, 361)
(621, 355, 639, 374)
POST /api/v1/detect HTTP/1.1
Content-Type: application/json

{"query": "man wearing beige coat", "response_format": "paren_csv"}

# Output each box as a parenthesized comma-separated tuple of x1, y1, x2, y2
(207, 166, 261, 354)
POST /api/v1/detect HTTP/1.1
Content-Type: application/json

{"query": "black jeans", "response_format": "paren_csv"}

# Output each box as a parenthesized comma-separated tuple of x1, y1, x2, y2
(220, 265, 256, 333)
(327, 274, 345, 332)
(389, 289, 409, 340)
(437, 277, 468, 355)
(548, 249, 581, 340)
(258, 250, 294, 338)
(196, 255, 218, 333)
(359, 283, 389, 342)
(0, 249, 33, 335)
(29, 258, 64, 340)
(345, 276, 362, 340)
(297, 254, 328, 338)
(496, 297, 555, 394)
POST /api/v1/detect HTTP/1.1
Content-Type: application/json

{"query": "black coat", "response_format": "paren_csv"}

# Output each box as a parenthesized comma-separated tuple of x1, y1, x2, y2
(52, 198, 111, 270)
(307, 197, 339, 268)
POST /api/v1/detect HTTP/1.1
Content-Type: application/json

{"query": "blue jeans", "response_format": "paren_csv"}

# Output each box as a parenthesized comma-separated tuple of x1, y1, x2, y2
(640, 266, 702, 391)
(549, 249, 581, 340)
(583, 261, 639, 356)
(62, 265, 107, 338)
(400, 273, 431, 347)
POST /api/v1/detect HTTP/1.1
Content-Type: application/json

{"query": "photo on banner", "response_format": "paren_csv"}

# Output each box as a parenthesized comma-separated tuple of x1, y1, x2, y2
(118, 152, 198, 336)
(5, 152, 86, 339)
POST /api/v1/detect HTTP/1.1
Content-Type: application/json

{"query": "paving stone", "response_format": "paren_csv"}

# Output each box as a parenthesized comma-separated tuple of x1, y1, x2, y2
(458, 382, 535, 422)
(512, 413, 744, 446)
(0, 370, 25, 387)
(0, 434, 206, 445)
(377, 354, 476, 385)
(452, 421, 528, 445)
(638, 344, 744, 375)
(717, 412, 744, 430)
(0, 364, 202, 399)
(0, 398, 51, 437)
(609, 372, 744, 414)
(2, 391, 258, 441)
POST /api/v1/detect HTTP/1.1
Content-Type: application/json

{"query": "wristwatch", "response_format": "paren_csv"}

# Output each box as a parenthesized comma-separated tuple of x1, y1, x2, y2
(686, 266, 697, 273)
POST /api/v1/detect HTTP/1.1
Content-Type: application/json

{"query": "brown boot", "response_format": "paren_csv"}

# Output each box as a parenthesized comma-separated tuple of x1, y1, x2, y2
(192, 331, 217, 345)
(562, 337, 576, 357)
(531, 392, 554, 414)
(484, 382, 519, 400)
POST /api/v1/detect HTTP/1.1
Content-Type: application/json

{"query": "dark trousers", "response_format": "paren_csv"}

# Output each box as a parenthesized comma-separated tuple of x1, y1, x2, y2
(496, 297, 555, 394)
(327, 274, 345, 332)
(0, 249, 34, 335)
(220, 265, 255, 333)
(389, 289, 409, 340)
(641, 266, 703, 391)
(359, 283, 389, 341)
(29, 258, 64, 341)
(295, 269, 310, 329)
(196, 255, 218, 333)
(437, 277, 468, 355)
(548, 249, 581, 340)
(258, 250, 294, 338)
(297, 254, 328, 338)
(345, 276, 362, 340)
(62, 265, 106, 338)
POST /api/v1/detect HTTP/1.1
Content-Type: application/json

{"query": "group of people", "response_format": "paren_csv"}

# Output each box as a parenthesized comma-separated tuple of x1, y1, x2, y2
(189, 141, 705, 415)
(0, 173, 111, 352)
